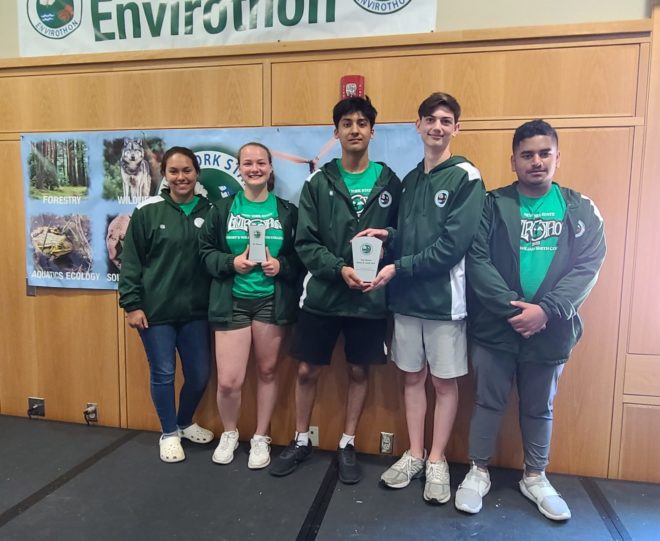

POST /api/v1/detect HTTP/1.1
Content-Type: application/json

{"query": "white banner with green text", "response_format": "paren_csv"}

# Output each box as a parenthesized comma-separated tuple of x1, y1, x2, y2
(18, 1, 436, 57)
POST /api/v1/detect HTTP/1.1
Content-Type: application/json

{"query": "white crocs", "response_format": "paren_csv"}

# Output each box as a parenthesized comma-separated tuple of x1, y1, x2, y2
(159, 435, 185, 463)
(178, 423, 214, 444)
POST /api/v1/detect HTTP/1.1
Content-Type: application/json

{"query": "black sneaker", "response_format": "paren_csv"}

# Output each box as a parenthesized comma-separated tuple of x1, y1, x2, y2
(269, 440, 312, 477)
(337, 444, 362, 485)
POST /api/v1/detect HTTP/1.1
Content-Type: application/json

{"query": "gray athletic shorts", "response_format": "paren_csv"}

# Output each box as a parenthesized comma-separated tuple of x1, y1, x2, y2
(391, 314, 468, 379)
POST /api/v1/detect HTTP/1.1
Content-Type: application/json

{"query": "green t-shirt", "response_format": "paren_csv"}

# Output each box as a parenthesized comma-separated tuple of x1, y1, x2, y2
(177, 196, 199, 216)
(226, 191, 283, 299)
(519, 184, 566, 300)
(337, 159, 383, 217)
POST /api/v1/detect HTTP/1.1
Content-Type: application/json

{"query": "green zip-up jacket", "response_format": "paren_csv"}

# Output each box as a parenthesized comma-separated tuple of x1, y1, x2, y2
(466, 182, 606, 363)
(119, 190, 212, 325)
(199, 194, 302, 325)
(296, 160, 401, 318)
(388, 156, 486, 320)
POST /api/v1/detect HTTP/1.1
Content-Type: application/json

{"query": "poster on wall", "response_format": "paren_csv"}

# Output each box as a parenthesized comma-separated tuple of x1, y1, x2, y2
(18, 1, 437, 58)
(21, 124, 420, 290)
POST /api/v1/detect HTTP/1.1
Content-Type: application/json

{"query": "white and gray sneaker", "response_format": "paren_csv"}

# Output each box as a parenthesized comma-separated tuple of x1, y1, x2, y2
(519, 472, 571, 521)
(212, 430, 239, 465)
(455, 464, 491, 514)
(248, 435, 272, 469)
(380, 449, 426, 489)
(424, 459, 451, 504)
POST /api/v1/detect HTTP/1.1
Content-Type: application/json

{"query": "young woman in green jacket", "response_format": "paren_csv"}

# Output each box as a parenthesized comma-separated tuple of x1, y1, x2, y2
(199, 142, 301, 469)
(119, 146, 214, 463)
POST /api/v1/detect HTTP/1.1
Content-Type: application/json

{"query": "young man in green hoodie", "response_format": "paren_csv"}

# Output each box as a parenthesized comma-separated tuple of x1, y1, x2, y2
(358, 92, 486, 504)
(455, 119, 606, 521)
(269, 96, 401, 484)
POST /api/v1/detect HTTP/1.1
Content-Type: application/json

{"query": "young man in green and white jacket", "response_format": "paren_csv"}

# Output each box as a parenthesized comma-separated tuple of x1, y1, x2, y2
(455, 120, 606, 521)
(269, 96, 401, 484)
(358, 93, 486, 504)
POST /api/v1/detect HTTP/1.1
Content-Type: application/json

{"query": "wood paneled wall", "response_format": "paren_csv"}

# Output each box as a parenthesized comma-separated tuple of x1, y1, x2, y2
(607, 3, 660, 483)
(1, 19, 658, 481)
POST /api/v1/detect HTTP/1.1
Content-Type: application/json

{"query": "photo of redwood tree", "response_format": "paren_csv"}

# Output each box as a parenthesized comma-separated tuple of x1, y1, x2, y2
(28, 139, 89, 199)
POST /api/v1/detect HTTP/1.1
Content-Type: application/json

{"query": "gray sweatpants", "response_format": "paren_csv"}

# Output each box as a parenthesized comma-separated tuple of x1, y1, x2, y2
(468, 343, 564, 473)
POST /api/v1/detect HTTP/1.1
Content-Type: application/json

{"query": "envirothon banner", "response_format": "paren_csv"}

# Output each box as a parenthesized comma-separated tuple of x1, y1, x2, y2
(19, 1, 437, 57)
(21, 124, 420, 290)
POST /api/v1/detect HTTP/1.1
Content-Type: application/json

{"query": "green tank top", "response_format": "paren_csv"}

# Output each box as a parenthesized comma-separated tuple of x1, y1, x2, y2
(337, 160, 383, 217)
(226, 191, 283, 299)
(519, 184, 566, 300)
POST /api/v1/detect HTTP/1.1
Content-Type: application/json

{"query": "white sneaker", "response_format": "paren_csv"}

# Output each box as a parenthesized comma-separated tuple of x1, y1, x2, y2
(248, 435, 272, 469)
(455, 464, 491, 514)
(380, 449, 426, 488)
(424, 460, 451, 504)
(519, 473, 571, 521)
(212, 430, 239, 464)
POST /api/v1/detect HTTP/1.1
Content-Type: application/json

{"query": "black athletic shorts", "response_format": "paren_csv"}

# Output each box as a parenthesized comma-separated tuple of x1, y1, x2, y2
(211, 295, 276, 331)
(290, 309, 387, 366)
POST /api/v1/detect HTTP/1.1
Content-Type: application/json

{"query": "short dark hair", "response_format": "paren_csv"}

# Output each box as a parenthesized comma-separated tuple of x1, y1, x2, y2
(160, 146, 200, 176)
(238, 141, 276, 192)
(418, 92, 461, 122)
(332, 96, 377, 128)
(512, 119, 559, 151)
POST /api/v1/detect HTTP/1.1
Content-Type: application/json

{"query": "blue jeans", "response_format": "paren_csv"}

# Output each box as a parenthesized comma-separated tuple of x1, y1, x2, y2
(139, 320, 211, 434)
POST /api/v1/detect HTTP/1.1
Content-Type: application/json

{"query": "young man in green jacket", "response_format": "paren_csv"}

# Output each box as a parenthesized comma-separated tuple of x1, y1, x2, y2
(269, 96, 401, 484)
(358, 92, 486, 504)
(455, 119, 606, 521)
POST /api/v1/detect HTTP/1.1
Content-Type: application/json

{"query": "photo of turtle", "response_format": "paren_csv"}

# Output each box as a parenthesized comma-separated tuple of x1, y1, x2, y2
(30, 214, 92, 273)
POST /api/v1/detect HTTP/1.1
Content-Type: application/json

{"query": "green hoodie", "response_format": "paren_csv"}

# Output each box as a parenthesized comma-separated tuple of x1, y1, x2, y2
(119, 190, 212, 325)
(199, 193, 302, 325)
(466, 182, 606, 363)
(388, 156, 486, 320)
(296, 160, 401, 318)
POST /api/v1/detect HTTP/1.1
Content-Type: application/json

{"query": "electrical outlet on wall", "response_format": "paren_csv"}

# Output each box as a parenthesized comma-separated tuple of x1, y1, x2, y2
(27, 397, 45, 418)
(85, 403, 98, 423)
(309, 426, 319, 447)
(380, 432, 394, 454)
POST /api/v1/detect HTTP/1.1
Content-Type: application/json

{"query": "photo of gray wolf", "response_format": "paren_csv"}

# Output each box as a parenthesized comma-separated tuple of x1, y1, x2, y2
(120, 138, 151, 198)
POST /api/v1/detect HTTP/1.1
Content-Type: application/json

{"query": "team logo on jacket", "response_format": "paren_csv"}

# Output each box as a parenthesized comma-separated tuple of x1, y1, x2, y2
(194, 218, 205, 228)
(28, 0, 82, 40)
(434, 190, 449, 207)
(378, 191, 393, 208)
(575, 220, 586, 238)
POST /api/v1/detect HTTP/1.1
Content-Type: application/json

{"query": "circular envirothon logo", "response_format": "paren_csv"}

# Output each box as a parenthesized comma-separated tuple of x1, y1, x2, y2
(27, 0, 82, 40)
(378, 191, 393, 208)
(434, 190, 449, 208)
(352, 0, 412, 15)
(361, 244, 372, 255)
(193, 148, 245, 206)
